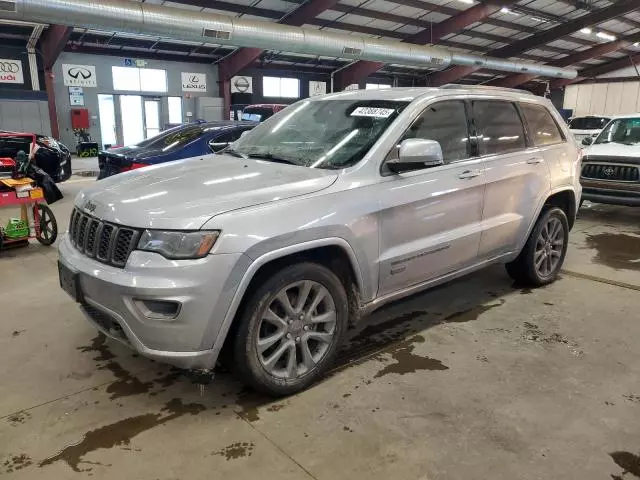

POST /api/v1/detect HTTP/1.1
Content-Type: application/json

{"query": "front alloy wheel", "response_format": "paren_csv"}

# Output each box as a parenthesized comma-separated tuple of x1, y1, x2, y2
(257, 280, 336, 379)
(234, 262, 348, 396)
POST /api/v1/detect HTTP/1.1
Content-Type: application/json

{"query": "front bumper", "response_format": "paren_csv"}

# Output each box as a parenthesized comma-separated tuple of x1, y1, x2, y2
(58, 235, 245, 369)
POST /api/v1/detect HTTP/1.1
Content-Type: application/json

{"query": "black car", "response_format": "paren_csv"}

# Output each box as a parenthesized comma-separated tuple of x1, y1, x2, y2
(0, 131, 72, 182)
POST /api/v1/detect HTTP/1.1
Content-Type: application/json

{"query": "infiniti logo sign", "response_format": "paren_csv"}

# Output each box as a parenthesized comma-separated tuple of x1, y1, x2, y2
(67, 67, 92, 80)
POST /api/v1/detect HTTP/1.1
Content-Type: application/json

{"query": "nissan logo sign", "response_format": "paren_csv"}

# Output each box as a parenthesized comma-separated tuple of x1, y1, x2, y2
(0, 61, 19, 73)
(67, 67, 92, 79)
(234, 76, 250, 93)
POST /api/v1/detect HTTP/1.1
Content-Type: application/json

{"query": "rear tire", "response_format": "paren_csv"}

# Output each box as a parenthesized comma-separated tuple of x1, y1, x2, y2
(506, 207, 568, 287)
(233, 262, 348, 397)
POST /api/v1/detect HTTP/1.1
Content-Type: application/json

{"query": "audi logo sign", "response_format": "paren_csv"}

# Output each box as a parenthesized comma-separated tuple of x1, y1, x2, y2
(181, 72, 207, 92)
(0, 59, 23, 84)
(62, 64, 97, 87)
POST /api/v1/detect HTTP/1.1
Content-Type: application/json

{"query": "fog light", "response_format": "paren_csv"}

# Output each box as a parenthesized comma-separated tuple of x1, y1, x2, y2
(134, 299, 181, 320)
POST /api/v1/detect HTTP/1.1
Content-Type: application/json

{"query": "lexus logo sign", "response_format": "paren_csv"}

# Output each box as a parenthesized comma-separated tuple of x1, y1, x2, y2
(182, 72, 207, 92)
(62, 64, 97, 87)
(0, 59, 23, 84)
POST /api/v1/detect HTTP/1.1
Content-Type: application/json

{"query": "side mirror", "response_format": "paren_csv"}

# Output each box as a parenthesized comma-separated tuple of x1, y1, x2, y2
(581, 137, 594, 146)
(386, 138, 444, 174)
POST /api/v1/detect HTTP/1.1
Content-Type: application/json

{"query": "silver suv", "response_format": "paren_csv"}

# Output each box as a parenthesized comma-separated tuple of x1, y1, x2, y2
(58, 86, 582, 396)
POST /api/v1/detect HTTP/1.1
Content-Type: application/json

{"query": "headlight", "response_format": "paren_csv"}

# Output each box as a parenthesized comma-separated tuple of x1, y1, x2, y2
(137, 230, 219, 259)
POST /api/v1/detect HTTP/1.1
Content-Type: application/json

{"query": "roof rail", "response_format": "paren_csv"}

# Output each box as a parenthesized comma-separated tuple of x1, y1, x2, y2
(441, 84, 536, 96)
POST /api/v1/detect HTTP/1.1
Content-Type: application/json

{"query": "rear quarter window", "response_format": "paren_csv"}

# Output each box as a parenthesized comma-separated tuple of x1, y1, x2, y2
(520, 103, 565, 147)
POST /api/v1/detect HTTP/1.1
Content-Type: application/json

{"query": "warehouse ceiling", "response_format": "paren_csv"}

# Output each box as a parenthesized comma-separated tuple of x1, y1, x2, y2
(1, 0, 640, 88)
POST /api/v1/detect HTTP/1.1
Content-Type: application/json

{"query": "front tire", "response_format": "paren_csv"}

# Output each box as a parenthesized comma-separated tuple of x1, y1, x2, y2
(233, 262, 349, 396)
(506, 207, 569, 287)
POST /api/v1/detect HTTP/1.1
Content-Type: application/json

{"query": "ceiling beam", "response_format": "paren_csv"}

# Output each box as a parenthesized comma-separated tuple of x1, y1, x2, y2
(552, 53, 640, 88)
(427, 0, 640, 86)
(38, 24, 73, 69)
(489, 33, 640, 88)
(333, 1, 515, 90)
(217, 0, 339, 80)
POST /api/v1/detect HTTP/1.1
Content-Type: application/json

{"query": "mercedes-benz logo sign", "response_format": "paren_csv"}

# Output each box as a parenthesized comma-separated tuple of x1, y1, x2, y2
(0, 61, 19, 73)
(603, 167, 615, 177)
(68, 67, 92, 79)
(234, 76, 250, 93)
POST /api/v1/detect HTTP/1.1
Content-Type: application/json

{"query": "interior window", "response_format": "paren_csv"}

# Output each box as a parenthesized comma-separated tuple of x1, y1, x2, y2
(399, 100, 470, 163)
(521, 103, 564, 146)
(473, 101, 526, 155)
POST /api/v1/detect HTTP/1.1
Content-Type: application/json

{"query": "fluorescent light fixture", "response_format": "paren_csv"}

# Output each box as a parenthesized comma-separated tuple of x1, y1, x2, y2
(500, 7, 519, 14)
(458, 0, 474, 3)
(634, 42, 640, 47)
(580, 28, 592, 34)
(596, 31, 616, 41)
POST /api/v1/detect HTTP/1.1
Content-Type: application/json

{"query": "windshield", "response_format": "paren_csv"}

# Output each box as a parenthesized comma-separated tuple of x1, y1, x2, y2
(569, 116, 609, 130)
(231, 99, 409, 169)
(594, 117, 640, 145)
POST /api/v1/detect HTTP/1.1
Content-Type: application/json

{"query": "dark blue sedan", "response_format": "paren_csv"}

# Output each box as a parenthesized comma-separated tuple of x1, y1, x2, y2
(97, 121, 256, 180)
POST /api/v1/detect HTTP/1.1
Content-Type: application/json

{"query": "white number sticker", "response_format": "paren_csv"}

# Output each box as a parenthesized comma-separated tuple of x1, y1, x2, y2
(351, 107, 395, 118)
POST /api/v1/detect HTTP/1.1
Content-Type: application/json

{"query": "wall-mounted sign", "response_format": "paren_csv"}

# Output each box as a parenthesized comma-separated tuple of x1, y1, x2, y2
(62, 64, 97, 87)
(309, 80, 327, 96)
(0, 59, 24, 84)
(231, 75, 253, 94)
(182, 72, 207, 92)
(69, 86, 85, 106)
(124, 58, 148, 68)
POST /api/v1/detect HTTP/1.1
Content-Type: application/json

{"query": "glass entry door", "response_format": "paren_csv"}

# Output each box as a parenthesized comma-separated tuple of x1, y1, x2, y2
(97, 94, 117, 149)
(119, 95, 144, 146)
(144, 99, 161, 139)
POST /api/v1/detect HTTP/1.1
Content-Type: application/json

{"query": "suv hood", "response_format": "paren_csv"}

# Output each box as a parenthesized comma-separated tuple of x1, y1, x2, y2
(76, 155, 338, 229)
(583, 143, 640, 164)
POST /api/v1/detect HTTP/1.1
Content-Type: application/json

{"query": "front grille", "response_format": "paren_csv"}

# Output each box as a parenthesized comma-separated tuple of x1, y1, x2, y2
(69, 208, 140, 268)
(581, 164, 639, 182)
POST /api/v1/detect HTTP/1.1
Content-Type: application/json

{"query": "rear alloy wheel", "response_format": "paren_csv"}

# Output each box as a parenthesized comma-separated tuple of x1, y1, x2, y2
(234, 263, 348, 396)
(506, 207, 568, 287)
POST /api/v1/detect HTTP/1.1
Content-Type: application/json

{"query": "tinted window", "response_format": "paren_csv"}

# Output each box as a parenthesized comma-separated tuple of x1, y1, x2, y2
(400, 101, 470, 163)
(140, 126, 204, 151)
(209, 129, 245, 152)
(473, 101, 526, 155)
(568, 116, 609, 130)
(521, 104, 564, 146)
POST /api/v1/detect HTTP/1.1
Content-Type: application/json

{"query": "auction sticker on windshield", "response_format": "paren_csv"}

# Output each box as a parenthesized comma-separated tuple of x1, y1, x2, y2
(351, 107, 395, 118)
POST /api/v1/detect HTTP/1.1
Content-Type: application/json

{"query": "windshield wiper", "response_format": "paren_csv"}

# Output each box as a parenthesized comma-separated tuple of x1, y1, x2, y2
(247, 153, 298, 166)
(220, 147, 247, 158)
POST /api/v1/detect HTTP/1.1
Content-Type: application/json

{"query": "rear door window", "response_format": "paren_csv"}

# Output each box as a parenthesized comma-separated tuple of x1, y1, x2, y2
(520, 103, 565, 146)
(472, 101, 526, 155)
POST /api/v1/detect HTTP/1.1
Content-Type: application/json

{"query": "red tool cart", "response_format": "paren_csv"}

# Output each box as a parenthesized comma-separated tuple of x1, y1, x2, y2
(0, 133, 58, 252)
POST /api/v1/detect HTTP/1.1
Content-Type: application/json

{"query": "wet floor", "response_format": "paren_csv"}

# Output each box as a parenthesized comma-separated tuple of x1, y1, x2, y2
(2, 192, 640, 480)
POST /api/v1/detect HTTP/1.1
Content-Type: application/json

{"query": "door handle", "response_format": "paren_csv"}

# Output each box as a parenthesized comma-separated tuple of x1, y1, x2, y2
(527, 157, 544, 164)
(458, 169, 481, 179)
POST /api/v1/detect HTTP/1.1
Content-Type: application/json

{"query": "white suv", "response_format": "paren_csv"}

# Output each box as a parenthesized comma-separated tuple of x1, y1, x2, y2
(58, 86, 582, 395)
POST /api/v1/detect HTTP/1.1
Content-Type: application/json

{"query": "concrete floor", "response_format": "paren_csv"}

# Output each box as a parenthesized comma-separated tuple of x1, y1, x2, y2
(1, 177, 639, 480)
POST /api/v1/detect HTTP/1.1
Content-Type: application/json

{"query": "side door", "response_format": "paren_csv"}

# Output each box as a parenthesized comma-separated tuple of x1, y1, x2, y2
(377, 99, 486, 296)
(470, 99, 550, 258)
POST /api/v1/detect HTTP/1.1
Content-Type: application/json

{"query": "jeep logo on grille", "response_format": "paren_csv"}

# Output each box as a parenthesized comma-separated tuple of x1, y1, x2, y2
(84, 200, 97, 213)
(603, 167, 615, 177)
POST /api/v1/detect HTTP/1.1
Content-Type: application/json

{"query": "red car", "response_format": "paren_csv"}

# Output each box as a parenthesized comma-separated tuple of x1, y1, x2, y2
(241, 104, 287, 122)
